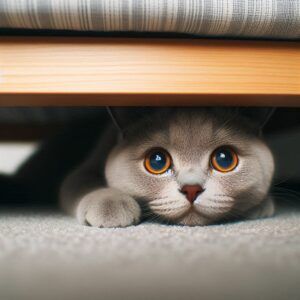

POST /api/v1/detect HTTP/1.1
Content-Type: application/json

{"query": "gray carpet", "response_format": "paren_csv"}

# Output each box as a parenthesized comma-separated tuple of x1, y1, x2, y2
(0, 205, 299, 300)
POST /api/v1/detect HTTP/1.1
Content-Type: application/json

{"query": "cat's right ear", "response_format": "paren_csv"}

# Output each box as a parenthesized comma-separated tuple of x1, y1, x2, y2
(238, 108, 276, 136)
(106, 107, 153, 135)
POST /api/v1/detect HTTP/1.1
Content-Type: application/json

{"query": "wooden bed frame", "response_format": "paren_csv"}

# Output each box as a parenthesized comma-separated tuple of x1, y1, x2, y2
(0, 37, 299, 106)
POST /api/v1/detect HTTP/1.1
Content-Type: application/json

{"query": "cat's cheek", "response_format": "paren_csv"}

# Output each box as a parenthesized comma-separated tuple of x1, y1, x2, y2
(148, 182, 189, 219)
(105, 147, 170, 200)
(208, 159, 256, 198)
(191, 180, 236, 220)
(105, 148, 136, 194)
(129, 158, 176, 199)
(158, 182, 185, 202)
(139, 175, 177, 203)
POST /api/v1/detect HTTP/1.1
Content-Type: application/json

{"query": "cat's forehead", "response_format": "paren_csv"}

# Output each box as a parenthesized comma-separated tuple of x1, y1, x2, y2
(165, 111, 238, 148)
(126, 110, 252, 153)
(168, 112, 216, 147)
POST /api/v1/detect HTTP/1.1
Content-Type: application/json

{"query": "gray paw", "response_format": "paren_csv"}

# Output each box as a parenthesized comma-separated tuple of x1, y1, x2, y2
(76, 188, 141, 228)
(247, 197, 275, 220)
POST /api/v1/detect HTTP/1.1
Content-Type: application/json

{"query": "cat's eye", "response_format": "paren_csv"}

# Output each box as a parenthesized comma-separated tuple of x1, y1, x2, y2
(211, 147, 238, 173)
(144, 148, 172, 175)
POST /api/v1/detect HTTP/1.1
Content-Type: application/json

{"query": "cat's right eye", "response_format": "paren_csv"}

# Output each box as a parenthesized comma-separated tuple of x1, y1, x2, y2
(144, 148, 172, 175)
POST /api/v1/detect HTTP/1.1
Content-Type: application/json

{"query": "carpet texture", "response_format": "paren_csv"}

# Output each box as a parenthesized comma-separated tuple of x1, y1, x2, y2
(0, 204, 299, 300)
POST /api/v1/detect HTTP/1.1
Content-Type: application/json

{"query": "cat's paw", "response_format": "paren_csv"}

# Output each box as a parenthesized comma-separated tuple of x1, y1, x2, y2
(76, 188, 141, 228)
(247, 197, 275, 220)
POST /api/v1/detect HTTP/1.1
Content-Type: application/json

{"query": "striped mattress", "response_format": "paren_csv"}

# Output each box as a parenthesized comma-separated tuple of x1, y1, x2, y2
(0, 0, 299, 40)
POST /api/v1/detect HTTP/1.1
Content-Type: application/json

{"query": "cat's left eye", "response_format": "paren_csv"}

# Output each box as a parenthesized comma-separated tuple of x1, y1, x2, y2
(210, 147, 238, 173)
(144, 148, 172, 175)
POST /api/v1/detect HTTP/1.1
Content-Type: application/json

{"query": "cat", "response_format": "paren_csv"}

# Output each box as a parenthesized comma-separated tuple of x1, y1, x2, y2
(59, 108, 275, 227)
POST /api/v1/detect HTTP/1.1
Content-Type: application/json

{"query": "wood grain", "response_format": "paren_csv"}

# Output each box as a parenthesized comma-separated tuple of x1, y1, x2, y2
(0, 37, 299, 105)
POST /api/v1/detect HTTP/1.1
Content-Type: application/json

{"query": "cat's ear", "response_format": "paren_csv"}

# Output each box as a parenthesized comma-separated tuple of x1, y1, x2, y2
(239, 108, 276, 132)
(106, 107, 153, 134)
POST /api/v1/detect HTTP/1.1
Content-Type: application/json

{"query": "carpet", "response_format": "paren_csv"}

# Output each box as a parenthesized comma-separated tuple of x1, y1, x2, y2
(0, 204, 299, 300)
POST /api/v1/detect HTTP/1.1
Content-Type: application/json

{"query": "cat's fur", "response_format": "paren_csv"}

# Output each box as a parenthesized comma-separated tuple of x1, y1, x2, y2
(60, 108, 275, 227)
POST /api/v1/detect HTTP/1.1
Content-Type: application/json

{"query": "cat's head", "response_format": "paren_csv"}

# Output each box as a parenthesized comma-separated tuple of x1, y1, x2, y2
(105, 108, 274, 225)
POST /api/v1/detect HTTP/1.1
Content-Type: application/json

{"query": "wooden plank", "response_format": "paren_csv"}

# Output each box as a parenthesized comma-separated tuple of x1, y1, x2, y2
(0, 94, 299, 106)
(0, 37, 299, 105)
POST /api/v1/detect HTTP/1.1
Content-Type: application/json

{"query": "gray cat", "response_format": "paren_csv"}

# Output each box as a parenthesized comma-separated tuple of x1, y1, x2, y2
(60, 108, 275, 227)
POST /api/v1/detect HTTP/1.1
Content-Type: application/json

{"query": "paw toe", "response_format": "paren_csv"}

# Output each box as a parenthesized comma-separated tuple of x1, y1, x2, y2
(77, 189, 141, 228)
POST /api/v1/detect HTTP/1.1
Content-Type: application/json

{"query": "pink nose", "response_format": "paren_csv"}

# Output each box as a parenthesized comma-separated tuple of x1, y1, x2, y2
(180, 185, 204, 203)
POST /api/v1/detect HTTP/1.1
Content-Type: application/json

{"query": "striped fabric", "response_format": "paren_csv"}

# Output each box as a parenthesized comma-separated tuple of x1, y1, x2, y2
(0, 0, 299, 39)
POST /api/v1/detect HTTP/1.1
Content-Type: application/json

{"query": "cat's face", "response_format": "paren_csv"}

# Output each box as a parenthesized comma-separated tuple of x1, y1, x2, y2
(105, 110, 274, 225)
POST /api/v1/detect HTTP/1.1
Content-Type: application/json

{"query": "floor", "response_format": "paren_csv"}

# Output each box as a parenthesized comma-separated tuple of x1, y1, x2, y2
(0, 143, 299, 300)
(0, 204, 299, 300)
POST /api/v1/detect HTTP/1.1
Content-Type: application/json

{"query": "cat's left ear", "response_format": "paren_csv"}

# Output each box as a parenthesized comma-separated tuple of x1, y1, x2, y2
(239, 108, 276, 133)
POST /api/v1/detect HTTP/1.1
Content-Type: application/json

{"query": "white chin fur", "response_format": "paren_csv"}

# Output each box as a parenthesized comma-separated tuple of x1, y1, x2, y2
(177, 210, 210, 226)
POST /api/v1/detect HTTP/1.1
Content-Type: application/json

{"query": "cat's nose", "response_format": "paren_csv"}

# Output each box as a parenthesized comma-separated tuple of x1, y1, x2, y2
(180, 185, 204, 203)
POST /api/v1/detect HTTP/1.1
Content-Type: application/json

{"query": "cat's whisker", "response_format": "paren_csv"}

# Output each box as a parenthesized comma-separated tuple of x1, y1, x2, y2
(203, 203, 247, 219)
(200, 207, 231, 214)
(271, 193, 300, 207)
(272, 191, 300, 197)
(146, 213, 162, 223)
(151, 196, 169, 201)
(149, 213, 163, 223)
(141, 206, 164, 223)
(200, 205, 233, 210)
(149, 200, 179, 207)
(206, 198, 233, 204)
(212, 194, 234, 200)
(152, 205, 187, 213)
(272, 187, 300, 196)
(271, 187, 300, 205)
